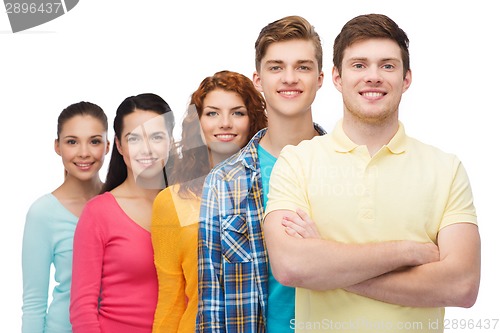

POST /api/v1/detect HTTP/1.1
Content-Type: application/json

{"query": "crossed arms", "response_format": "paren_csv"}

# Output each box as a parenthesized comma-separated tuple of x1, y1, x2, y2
(263, 209, 480, 308)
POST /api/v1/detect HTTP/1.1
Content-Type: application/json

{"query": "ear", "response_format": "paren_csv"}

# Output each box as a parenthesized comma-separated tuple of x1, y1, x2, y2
(402, 68, 412, 93)
(252, 71, 263, 92)
(54, 139, 61, 156)
(105, 138, 111, 155)
(317, 70, 324, 90)
(115, 136, 123, 155)
(332, 66, 343, 93)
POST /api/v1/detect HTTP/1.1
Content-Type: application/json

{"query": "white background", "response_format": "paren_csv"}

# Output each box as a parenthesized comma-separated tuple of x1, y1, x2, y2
(2, 0, 498, 331)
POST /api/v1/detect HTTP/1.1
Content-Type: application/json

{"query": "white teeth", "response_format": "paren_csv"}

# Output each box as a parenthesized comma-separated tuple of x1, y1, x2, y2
(362, 92, 384, 97)
(137, 159, 156, 164)
(216, 135, 236, 140)
(76, 163, 91, 167)
(280, 91, 300, 96)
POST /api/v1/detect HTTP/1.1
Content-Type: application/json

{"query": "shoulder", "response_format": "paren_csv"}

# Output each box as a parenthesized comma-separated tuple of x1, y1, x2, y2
(26, 193, 59, 219)
(281, 133, 331, 159)
(28, 192, 55, 208)
(80, 192, 118, 219)
(155, 186, 173, 202)
(85, 192, 114, 207)
(407, 136, 460, 166)
(76, 193, 119, 235)
(25, 194, 55, 231)
(404, 136, 468, 185)
(152, 186, 176, 212)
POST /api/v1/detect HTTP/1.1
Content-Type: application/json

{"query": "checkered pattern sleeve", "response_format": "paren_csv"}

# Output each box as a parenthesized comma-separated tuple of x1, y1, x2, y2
(196, 175, 225, 332)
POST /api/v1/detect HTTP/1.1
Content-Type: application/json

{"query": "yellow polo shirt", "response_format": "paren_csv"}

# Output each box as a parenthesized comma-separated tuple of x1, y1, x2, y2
(265, 120, 477, 333)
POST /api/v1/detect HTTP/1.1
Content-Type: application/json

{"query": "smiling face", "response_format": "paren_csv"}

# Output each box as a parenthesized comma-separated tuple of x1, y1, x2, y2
(116, 109, 171, 181)
(253, 39, 323, 119)
(333, 38, 412, 125)
(199, 89, 250, 159)
(55, 114, 109, 182)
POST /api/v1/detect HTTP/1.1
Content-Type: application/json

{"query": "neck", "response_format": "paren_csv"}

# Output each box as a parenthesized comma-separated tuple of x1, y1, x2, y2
(342, 112, 399, 156)
(260, 110, 318, 157)
(119, 174, 162, 200)
(60, 176, 103, 200)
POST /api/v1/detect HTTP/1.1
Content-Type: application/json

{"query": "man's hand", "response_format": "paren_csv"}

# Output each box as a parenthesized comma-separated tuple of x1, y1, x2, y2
(281, 208, 321, 239)
(410, 242, 440, 266)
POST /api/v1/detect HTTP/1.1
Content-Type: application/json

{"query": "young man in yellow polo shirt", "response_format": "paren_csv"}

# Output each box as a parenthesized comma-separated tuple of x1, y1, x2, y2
(264, 13, 480, 333)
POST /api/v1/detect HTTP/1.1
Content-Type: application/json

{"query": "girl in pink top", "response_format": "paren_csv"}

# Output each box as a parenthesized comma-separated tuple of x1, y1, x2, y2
(70, 93, 175, 333)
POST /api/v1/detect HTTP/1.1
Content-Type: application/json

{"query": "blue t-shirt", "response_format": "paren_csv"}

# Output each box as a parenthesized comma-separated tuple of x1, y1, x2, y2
(258, 144, 295, 332)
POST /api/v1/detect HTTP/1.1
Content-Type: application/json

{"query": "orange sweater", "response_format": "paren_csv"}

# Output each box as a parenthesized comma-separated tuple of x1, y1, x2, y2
(151, 185, 200, 333)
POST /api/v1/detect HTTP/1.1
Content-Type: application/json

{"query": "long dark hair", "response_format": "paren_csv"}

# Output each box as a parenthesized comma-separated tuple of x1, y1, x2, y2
(101, 93, 174, 193)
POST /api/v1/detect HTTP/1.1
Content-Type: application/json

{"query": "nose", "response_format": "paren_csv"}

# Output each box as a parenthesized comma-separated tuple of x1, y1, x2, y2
(139, 136, 153, 155)
(78, 143, 91, 158)
(281, 67, 298, 84)
(139, 125, 153, 155)
(364, 65, 383, 85)
(219, 113, 232, 129)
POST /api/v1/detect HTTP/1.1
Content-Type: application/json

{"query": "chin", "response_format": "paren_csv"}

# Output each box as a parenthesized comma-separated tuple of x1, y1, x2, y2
(209, 141, 241, 156)
(134, 169, 167, 189)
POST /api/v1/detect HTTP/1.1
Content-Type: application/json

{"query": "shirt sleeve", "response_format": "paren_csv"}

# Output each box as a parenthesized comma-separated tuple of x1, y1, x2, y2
(70, 202, 104, 333)
(22, 200, 52, 332)
(440, 159, 478, 229)
(265, 146, 311, 218)
(151, 189, 186, 332)
(196, 177, 225, 333)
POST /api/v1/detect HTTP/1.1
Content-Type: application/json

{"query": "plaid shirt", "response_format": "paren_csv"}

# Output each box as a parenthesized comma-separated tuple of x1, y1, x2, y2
(197, 125, 326, 333)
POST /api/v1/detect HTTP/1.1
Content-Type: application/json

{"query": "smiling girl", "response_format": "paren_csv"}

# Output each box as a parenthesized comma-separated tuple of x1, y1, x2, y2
(70, 93, 175, 333)
(151, 70, 267, 332)
(22, 101, 109, 333)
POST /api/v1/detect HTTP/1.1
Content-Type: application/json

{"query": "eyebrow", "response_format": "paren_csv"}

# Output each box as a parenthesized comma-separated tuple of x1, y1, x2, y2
(62, 134, 103, 139)
(297, 59, 315, 65)
(264, 60, 284, 65)
(264, 59, 315, 66)
(348, 57, 401, 63)
(203, 105, 247, 111)
(126, 130, 166, 137)
(148, 131, 167, 136)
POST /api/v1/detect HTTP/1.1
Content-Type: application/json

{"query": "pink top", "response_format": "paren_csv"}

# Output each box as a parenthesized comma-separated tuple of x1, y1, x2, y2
(70, 192, 158, 333)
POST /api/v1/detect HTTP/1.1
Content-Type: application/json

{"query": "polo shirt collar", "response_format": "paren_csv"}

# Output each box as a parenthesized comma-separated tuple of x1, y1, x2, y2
(386, 122, 407, 154)
(332, 119, 408, 154)
(332, 120, 357, 153)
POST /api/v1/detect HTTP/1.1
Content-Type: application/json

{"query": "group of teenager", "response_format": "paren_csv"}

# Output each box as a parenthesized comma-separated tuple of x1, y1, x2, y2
(21, 13, 480, 333)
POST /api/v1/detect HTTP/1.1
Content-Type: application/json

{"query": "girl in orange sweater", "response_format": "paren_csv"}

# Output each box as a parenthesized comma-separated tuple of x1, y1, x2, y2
(151, 70, 267, 332)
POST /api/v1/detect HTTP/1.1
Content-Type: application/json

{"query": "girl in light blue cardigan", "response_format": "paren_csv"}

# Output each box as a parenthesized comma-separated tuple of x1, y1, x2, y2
(21, 101, 109, 333)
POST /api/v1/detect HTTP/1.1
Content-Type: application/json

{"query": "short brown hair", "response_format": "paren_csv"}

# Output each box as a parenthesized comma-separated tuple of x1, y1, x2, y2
(333, 14, 410, 77)
(255, 15, 323, 72)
